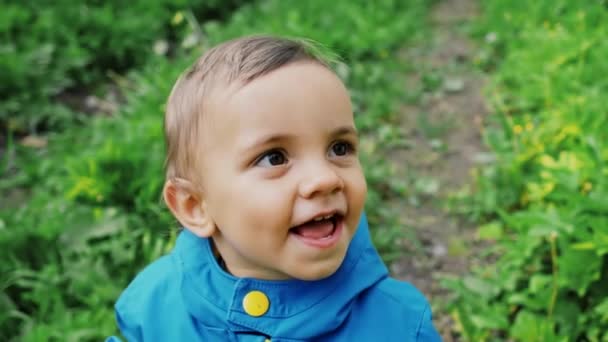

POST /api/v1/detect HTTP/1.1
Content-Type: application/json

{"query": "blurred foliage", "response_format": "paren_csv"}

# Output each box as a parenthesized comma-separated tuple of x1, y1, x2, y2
(0, 0, 247, 135)
(0, 0, 431, 340)
(444, 1, 608, 341)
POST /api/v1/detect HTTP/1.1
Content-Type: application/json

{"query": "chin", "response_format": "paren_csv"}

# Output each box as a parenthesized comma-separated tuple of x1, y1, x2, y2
(291, 256, 345, 281)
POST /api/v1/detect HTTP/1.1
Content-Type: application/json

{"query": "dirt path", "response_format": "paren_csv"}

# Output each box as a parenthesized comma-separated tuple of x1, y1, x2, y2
(389, 0, 488, 339)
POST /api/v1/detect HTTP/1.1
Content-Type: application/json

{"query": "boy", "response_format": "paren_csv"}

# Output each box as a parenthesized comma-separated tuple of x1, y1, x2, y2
(109, 36, 441, 341)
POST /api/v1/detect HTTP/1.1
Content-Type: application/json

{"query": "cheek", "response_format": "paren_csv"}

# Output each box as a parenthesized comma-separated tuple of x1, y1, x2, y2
(346, 170, 367, 226)
(349, 173, 367, 222)
(348, 169, 367, 204)
(219, 175, 293, 226)
(203, 169, 242, 227)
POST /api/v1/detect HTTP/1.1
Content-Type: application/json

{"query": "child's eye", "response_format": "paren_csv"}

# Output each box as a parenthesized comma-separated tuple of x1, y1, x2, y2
(329, 140, 355, 157)
(255, 149, 288, 167)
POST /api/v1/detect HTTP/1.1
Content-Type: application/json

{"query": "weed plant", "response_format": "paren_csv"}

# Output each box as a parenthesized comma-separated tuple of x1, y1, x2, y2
(0, 0, 246, 135)
(444, 1, 608, 340)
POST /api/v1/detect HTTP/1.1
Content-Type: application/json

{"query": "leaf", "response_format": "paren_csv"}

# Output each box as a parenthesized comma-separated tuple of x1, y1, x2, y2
(477, 221, 503, 241)
(529, 274, 552, 294)
(414, 177, 440, 195)
(468, 304, 510, 329)
(553, 299, 582, 338)
(558, 247, 602, 296)
(463, 276, 499, 299)
(570, 241, 596, 250)
(595, 298, 608, 323)
(511, 311, 558, 341)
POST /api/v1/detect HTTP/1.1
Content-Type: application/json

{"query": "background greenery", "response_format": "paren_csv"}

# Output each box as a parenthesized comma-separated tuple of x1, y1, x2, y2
(444, 1, 608, 341)
(0, 0, 246, 135)
(2, 0, 607, 341)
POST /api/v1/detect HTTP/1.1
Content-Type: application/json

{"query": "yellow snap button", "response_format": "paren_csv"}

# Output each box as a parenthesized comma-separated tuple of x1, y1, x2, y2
(242, 290, 270, 317)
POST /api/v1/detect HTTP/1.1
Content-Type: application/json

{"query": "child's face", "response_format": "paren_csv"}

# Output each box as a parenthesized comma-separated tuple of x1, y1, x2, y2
(199, 62, 367, 280)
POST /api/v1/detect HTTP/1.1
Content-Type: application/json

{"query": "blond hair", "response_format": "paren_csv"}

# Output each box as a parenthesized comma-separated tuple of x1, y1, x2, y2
(164, 35, 333, 188)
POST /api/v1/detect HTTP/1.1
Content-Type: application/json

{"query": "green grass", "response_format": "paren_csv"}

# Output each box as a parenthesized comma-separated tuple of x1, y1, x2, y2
(444, 1, 608, 341)
(0, 0, 432, 340)
(0, 0, 247, 135)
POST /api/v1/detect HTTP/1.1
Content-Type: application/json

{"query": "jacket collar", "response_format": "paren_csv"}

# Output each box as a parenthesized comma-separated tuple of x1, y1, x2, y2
(175, 214, 388, 339)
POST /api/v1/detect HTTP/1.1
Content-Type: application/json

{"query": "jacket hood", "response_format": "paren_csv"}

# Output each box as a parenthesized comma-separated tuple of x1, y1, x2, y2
(176, 214, 389, 339)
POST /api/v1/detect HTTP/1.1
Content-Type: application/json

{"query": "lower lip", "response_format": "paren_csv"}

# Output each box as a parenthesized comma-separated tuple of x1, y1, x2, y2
(291, 218, 344, 249)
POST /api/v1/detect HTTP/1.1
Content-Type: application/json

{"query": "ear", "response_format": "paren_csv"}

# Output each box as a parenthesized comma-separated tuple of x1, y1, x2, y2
(163, 178, 216, 238)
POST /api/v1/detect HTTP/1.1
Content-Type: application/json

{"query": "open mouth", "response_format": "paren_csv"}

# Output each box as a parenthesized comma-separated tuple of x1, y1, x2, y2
(290, 213, 344, 248)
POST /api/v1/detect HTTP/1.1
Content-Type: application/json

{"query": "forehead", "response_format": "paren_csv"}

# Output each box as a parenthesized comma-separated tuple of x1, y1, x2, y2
(204, 62, 354, 146)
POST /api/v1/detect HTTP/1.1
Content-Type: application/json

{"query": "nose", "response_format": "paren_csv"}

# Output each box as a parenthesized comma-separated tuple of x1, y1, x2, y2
(298, 161, 345, 198)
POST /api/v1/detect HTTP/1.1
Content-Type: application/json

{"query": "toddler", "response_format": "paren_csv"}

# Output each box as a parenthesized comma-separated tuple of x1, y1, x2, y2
(108, 35, 441, 341)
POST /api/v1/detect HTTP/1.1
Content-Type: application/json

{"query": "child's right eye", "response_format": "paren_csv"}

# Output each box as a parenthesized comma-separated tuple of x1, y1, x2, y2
(255, 149, 288, 167)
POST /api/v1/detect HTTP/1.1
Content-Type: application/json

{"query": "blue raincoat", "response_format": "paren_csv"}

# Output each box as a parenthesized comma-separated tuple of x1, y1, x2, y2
(107, 215, 441, 341)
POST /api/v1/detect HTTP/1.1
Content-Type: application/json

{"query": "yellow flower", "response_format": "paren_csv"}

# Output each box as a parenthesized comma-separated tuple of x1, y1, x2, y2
(559, 151, 583, 171)
(172, 11, 184, 26)
(561, 124, 581, 136)
(67, 177, 100, 200)
(554, 124, 581, 143)
(582, 181, 592, 193)
(525, 122, 534, 131)
(539, 154, 557, 168)
(526, 181, 555, 202)
(513, 124, 523, 135)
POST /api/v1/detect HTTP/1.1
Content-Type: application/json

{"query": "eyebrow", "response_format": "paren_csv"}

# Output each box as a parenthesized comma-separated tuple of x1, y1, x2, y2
(241, 125, 358, 151)
(241, 134, 291, 151)
(331, 126, 358, 137)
